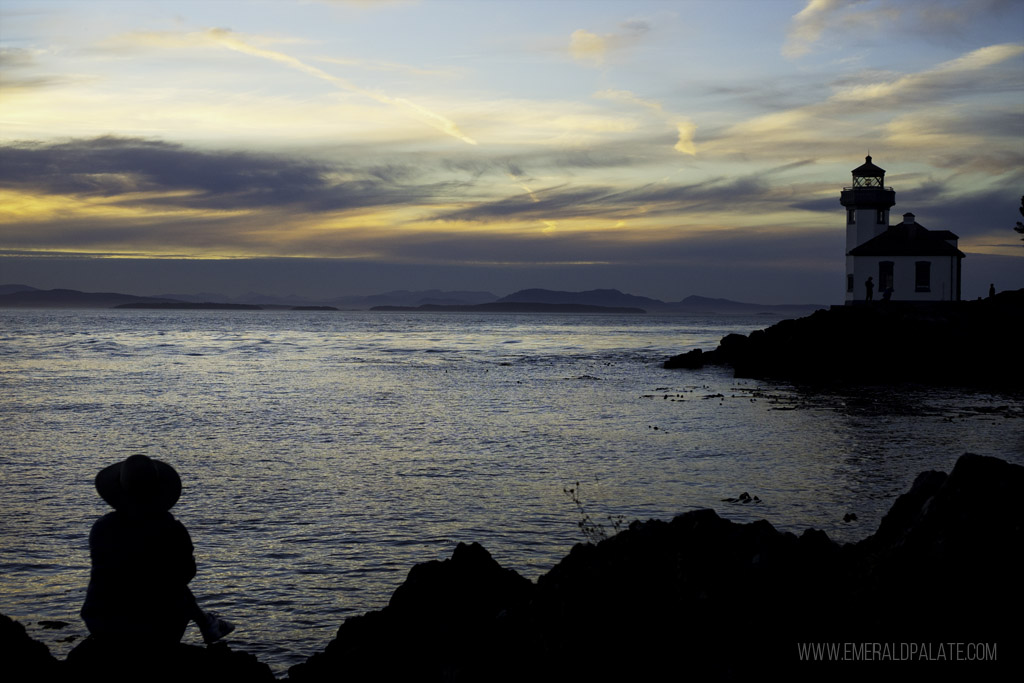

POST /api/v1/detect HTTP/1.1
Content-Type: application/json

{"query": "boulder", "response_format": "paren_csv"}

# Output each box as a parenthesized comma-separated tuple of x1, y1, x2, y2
(63, 637, 274, 683)
(0, 613, 63, 679)
(288, 541, 534, 681)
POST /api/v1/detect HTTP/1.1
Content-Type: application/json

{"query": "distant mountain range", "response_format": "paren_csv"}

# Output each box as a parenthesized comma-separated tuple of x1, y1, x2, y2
(0, 285, 179, 308)
(0, 283, 827, 314)
(496, 288, 824, 314)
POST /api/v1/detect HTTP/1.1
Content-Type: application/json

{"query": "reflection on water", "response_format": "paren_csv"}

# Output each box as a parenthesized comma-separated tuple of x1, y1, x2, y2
(1, 309, 1020, 675)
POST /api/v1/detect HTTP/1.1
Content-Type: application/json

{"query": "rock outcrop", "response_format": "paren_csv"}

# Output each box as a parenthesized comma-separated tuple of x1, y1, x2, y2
(0, 613, 274, 682)
(1, 612, 63, 680)
(290, 453, 1020, 681)
(5, 454, 1020, 681)
(664, 290, 1023, 389)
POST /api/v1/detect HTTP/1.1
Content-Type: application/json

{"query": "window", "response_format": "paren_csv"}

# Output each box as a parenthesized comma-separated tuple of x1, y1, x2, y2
(847, 274, 854, 293)
(847, 209, 855, 225)
(915, 261, 931, 292)
(879, 261, 894, 292)
(876, 209, 886, 224)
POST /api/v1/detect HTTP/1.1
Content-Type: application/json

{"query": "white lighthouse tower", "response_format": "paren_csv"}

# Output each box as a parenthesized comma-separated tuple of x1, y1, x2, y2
(840, 156, 895, 300)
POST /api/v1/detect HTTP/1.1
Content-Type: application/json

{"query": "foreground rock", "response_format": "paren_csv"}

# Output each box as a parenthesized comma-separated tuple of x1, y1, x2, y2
(5, 454, 1020, 681)
(0, 614, 274, 682)
(664, 289, 1023, 389)
(290, 453, 1021, 681)
(0, 613, 63, 679)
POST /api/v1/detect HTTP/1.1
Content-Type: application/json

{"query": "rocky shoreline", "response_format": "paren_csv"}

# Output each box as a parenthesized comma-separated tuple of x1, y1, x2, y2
(4, 453, 1020, 681)
(664, 289, 1023, 390)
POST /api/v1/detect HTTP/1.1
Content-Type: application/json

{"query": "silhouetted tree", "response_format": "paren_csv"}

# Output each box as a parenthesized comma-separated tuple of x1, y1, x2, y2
(1015, 195, 1024, 243)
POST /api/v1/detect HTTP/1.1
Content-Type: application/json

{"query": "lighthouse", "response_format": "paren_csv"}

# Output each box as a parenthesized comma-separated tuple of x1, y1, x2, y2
(840, 156, 895, 258)
(840, 156, 964, 304)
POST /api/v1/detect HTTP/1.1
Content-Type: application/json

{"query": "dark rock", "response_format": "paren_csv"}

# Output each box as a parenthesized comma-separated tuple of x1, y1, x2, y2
(851, 454, 1024, 643)
(64, 637, 274, 683)
(664, 290, 1024, 389)
(1, 613, 63, 679)
(664, 347, 706, 369)
(293, 454, 1021, 681)
(289, 541, 534, 681)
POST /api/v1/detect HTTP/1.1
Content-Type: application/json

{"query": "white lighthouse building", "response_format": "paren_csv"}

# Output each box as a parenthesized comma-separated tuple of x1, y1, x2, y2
(840, 156, 964, 304)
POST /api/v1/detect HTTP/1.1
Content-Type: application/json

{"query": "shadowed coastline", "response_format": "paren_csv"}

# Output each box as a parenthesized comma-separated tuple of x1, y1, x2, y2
(4, 453, 1020, 681)
(664, 289, 1024, 391)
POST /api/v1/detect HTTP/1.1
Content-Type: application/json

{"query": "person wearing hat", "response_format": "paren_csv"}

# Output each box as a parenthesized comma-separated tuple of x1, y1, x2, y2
(81, 454, 233, 647)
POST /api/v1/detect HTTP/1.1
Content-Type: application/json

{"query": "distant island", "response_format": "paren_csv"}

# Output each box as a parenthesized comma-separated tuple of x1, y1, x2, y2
(0, 283, 827, 313)
(371, 302, 645, 314)
(116, 302, 264, 310)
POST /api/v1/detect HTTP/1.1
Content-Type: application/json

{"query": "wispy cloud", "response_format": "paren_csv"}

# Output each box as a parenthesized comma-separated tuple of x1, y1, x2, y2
(569, 21, 651, 66)
(204, 28, 477, 146)
(109, 28, 477, 146)
(0, 136, 451, 213)
(0, 47, 72, 91)
(827, 43, 1024, 107)
(315, 55, 460, 78)
(593, 89, 697, 156)
(784, 0, 1018, 58)
(712, 42, 1023, 163)
(784, 0, 862, 58)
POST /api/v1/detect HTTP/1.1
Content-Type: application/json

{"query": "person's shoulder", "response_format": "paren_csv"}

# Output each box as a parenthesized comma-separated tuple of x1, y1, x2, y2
(91, 510, 122, 528)
(161, 511, 192, 536)
(88, 510, 125, 541)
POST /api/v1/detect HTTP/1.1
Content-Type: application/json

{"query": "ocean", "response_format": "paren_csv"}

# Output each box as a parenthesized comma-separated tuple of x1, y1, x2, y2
(1, 308, 1020, 676)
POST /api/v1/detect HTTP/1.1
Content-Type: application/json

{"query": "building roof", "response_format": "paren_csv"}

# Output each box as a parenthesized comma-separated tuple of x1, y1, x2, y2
(852, 155, 885, 177)
(849, 221, 965, 258)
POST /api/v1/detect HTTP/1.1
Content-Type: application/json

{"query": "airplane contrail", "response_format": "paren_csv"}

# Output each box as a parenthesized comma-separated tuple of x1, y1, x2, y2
(206, 28, 477, 146)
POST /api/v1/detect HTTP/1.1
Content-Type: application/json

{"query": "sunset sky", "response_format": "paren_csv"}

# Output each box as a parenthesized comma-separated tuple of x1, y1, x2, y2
(2, 0, 1022, 303)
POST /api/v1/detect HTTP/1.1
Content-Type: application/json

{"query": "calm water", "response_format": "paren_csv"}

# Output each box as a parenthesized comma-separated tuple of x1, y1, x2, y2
(1, 309, 1021, 676)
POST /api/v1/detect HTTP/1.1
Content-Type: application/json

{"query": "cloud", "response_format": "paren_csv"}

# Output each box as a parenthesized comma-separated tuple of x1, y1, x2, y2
(710, 42, 1023, 162)
(434, 172, 790, 225)
(107, 28, 476, 146)
(206, 28, 476, 146)
(783, 0, 852, 58)
(829, 43, 1024, 108)
(0, 136, 451, 214)
(570, 29, 608, 66)
(593, 89, 697, 156)
(569, 21, 651, 66)
(0, 47, 72, 91)
(673, 121, 697, 156)
(315, 55, 460, 78)
(0, 133, 829, 266)
(593, 88, 663, 113)
(783, 0, 1019, 58)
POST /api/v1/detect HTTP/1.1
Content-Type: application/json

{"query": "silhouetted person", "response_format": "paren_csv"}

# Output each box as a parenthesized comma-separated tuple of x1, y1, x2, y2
(865, 276, 874, 301)
(989, 283, 996, 298)
(81, 454, 233, 650)
(882, 286, 892, 302)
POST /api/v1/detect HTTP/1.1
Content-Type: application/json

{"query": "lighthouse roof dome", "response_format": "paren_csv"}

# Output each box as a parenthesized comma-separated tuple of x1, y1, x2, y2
(852, 155, 885, 177)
